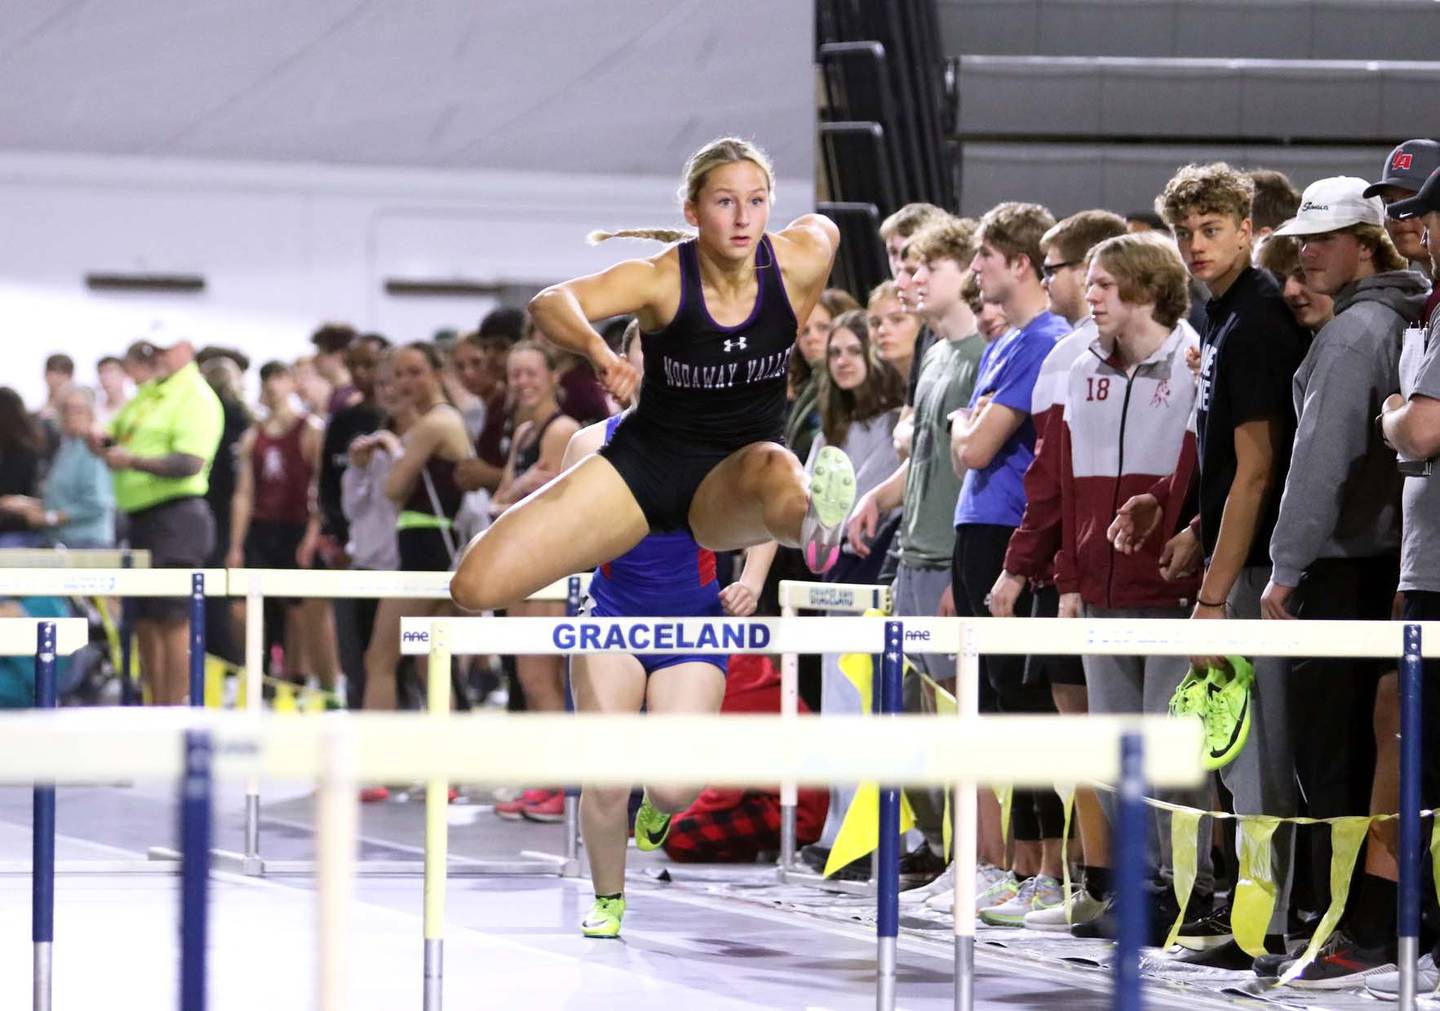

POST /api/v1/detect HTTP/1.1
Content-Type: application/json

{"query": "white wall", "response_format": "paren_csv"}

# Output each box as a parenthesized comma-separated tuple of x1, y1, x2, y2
(0, 152, 813, 406)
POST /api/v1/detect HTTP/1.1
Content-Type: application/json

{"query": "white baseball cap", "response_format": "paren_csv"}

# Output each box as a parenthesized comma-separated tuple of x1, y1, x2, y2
(1273, 177, 1385, 237)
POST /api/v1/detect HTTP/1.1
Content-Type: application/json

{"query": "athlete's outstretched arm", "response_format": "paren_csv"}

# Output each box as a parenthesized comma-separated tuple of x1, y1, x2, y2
(529, 258, 667, 405)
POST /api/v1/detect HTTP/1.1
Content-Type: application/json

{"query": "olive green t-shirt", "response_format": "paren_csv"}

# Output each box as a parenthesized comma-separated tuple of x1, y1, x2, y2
(108, 363, 224, 514)
(899, 332, 985, 567)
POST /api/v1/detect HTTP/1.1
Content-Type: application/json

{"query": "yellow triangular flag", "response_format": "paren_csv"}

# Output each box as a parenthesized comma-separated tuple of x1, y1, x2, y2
(824, 782, 916, 877)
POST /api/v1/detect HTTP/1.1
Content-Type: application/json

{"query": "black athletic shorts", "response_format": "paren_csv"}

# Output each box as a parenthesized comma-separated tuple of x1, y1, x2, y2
(598, 421, 737, 533)
(399, 527, 453, 572)
(127, 496, 215, 621)
(1024, 584, 1086, 687)
(245, 520, 307, 605)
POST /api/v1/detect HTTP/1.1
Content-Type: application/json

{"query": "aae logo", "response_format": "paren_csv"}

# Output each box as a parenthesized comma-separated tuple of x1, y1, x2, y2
(401, 630, 429, 643)
(904, 629, 931, 642)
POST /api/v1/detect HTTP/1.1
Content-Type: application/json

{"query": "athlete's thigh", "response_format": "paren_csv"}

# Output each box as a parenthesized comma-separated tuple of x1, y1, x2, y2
(688, 440, 802, 550)
(645, 661, 727, 715)
(452, 454, 648, 611)
(571, 653, 648, 714)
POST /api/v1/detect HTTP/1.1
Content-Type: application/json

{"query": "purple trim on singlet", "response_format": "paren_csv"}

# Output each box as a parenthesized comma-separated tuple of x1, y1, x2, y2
(689, 237, 770, 334)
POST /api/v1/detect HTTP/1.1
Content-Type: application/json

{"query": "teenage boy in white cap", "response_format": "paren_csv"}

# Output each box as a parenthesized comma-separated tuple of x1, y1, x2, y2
(1260, 176, 1430, 987)
(1364, 139, 1440, 274)
(1368, 166, 1440, 998)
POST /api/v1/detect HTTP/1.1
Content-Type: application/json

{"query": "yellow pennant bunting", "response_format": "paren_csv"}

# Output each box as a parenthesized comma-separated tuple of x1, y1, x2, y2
(1279, 817, 1370, 986)
(1232, 817, 1281, 957)
(1164, 808, 1204, 948)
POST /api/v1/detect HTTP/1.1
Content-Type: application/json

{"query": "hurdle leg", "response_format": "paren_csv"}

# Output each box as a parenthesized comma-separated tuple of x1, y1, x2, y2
(33, 621, 57, 1011)
(180, 729, 214, 1011)
(876, 621, 903, 1011)
(317, 725, 357, 1011)
(1113, 732, 1147, 1011)
(243, 586, 264, 874)
(424, 619, 450, 1011)
(1399, 624, 1423, 1009)
(120, 551, 138, 705)
(188, 572, 206, 708)
(954, 620, 978, 1011)
(779, 603, 799, 878)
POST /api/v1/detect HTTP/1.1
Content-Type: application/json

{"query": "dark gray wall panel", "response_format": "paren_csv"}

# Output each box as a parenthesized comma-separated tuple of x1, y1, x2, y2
(959, 141, 1390, 218)
(941, 0, 1440, 60)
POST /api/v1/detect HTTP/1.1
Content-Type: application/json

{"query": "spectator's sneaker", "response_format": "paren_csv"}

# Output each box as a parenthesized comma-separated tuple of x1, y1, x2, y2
(898, 841, 947, 887)
(519, 790, 566, 823)
(1284, 931, 1397, 989)
(1168, 658, 1253, 771)
(359, 786, 390, 804)
(1023, 886, 1108, 932)
(801, 446, 856, 574)
(634, 792, 672, 851)
(1175, 902, 1232, 952)
(924, 865, 1013, 915)
(496, 788, 552, 820)
(980, 874, 1062, 927)
(1253, 949, 1291, 979)
(580, 895, 626, 939)
(901, 863, 954, 905)
(1174, 936, 1286, 970)
(798, 844, 830, 872)
(1364, 953, 1440, 1001)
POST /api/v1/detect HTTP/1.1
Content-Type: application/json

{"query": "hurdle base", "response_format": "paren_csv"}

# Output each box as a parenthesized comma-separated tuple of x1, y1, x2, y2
(522, 848, 580, 877)
(777, 864, 876, 896)
(0, 859, 181, 875)
(147, 844, 569, 877)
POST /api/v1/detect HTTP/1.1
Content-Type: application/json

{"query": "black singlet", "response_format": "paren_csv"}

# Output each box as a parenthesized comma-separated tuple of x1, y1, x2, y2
(600, 234, 799, 530)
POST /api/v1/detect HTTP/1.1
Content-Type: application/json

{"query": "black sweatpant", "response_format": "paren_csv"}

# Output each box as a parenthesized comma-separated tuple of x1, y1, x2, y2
(951, 523, 1064, 843)
(1288, 556, 1396, 914)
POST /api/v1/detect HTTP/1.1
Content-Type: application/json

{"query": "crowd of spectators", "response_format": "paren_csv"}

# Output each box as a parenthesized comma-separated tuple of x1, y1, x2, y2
(4, 137, 1440, 990)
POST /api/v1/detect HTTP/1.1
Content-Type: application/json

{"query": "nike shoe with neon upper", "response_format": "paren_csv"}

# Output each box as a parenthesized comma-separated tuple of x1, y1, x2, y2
(801, 445, 856, 574)
(1168, 656, 1254, 771)
(581, 895, 626, 939)
(634, 792, 672, 852)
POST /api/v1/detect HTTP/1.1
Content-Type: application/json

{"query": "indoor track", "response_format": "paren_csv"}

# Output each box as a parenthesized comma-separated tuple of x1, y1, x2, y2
(0, 780, 1324, 1011)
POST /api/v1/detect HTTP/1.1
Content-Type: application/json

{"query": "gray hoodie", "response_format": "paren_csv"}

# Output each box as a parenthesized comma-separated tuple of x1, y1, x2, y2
(1269, 270, 1431, 586)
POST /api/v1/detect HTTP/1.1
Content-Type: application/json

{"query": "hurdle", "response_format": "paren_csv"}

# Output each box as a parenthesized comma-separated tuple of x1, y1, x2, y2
(947, 616, 1436, 1011)
(776, 578, 892, 893)
(217, 567, 589, 878)
(4, 616, 89, 1011)
(402, 613, 1198, 1011)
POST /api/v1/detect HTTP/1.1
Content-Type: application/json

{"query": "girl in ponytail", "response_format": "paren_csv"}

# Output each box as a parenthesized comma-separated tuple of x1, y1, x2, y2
(449, 137, 844, 937)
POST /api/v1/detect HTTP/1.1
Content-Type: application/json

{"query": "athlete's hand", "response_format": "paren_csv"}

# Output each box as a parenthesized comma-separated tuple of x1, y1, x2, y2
(845, 490, 880, 557)
(1188, 600, 1228, 671)
(1107, 493, 1161, 555)
(937, 584, 956, 618)
(988, 570, 1026, 618)
(719, 580, 760, 617)
(595, 351, 640, 407)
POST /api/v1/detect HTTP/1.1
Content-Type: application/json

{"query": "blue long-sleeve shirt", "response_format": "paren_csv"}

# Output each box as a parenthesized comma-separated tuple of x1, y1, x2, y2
(42, 437, 114, 548)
